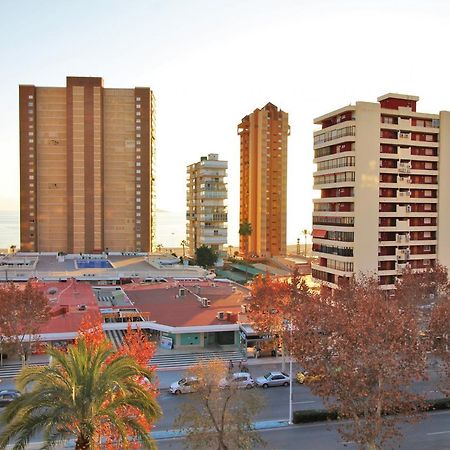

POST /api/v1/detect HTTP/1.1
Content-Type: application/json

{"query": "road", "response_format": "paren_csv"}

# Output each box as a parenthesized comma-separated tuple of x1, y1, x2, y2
(0, 364, 447, 448)
(156, 410, 450, 450)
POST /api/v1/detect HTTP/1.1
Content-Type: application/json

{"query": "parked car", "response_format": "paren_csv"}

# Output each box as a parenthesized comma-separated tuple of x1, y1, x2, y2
(255, 371, 290, 388)
(0, 389, 21, 407)
(296, 371, 322, 384)
(247, 343, 282, 358)
(169, 377, 200, 395)
(219, 372, 255, 389)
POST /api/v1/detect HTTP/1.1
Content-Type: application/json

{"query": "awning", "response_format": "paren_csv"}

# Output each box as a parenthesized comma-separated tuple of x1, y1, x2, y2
(312, 229, 327, 239)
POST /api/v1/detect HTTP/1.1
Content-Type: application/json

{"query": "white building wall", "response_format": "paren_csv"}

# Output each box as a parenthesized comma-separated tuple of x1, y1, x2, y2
(437, 111, 450, 269)
(353, 102, 380, 276)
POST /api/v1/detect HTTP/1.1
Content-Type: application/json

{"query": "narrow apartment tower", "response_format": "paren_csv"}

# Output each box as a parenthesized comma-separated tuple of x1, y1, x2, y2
(186, 153, 228, 256)
(312, 93, 450, 291)
(19, 76, 156, 253)
(238, 103, 290, 258)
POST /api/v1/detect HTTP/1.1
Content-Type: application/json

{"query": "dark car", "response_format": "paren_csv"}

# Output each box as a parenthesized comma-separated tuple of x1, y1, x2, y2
(0, 389, 21, 407)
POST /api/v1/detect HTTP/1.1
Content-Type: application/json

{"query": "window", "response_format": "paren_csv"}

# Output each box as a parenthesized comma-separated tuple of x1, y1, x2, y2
(425, 162, 433, 169)
(136, 205, 141, 210)
(28, 109, 33, 114)
(424, 245, 431, 252)
(136, 140, 141, 145)
(136, 169, 141, 174)
(136, 126, 141, 130)
(136, 213, 141, 217)
(29, 139, 34, 143)
(423, 259, 431, 266)
(136, 155, 141, 159)
(424, 190, 432, 197)
(136, 162, 141, 167)
(424, 217, 431, 224)
(424, 176, 433, 183)
(136, 111, 141, 116)
(136, 198, 141, 203)
(424, 204, 432, 211)
(28, 102, 33, 106)
(136, 119, 141, 123)
(424, 231, 431, 238)
(136, 97, 141, 101)
(136, 104, 141, 109)
(29, 175, 34, 180)
(28, 95, 33, 99)
(28, 131, 33, 136)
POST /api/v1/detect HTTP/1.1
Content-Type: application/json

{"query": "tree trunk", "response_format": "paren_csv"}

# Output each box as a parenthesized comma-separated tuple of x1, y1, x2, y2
(75, 435, 90, 450)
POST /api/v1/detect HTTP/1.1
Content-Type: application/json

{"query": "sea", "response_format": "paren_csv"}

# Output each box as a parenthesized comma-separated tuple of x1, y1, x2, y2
(0, 209, 186, 251)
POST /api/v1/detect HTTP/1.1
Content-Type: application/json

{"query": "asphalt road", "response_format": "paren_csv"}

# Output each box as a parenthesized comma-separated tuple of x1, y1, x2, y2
(156, 410, 450, 450)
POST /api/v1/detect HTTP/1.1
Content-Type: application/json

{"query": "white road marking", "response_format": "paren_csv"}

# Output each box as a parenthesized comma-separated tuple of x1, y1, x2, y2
(292, 400, 316, 404)
(426, 430, 450, 436)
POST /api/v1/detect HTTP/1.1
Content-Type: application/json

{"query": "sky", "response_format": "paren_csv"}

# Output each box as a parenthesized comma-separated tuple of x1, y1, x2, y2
(1, 0, 450, 247)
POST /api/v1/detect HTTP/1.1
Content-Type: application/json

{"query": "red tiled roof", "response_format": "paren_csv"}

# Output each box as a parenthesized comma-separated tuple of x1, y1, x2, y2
(34, 280, 99, 334)
(124, 281, 247, 327)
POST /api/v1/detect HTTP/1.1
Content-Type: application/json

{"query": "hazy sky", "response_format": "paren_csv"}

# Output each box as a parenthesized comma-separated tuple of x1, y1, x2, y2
(1, 0, 450, 246)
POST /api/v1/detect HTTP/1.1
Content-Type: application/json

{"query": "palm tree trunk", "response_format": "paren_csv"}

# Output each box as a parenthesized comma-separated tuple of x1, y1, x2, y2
(75, 435, 90, 450)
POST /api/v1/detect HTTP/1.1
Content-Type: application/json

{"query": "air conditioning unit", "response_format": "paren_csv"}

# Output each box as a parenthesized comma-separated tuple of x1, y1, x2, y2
(179, 288, 186, 297)
(201, 297, 210, 307)
(217, 311, 225, 320)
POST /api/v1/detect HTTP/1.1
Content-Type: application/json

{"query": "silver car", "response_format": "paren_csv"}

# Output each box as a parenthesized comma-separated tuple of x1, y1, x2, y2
(219, 372, 255, 389)
(169, 377, 199, 395)
(255, 371, 290, 388)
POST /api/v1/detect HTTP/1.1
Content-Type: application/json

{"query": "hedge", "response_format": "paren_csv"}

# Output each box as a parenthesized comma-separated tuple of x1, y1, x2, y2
(292, 397, 450, 424)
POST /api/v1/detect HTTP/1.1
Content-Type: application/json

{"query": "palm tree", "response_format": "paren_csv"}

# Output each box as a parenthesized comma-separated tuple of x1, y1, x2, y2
(180, 240, 188, 258)
(0, 339, 161, 450)
(238, 221, 252, 256)
(302, 229, 309, 257)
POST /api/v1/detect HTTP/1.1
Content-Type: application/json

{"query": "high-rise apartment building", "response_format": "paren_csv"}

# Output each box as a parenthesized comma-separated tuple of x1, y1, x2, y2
(312, 93, 450, 290)
(186, 153, 228, 256)
(19, 76, 156, 253)
(238, 103, 289, 258)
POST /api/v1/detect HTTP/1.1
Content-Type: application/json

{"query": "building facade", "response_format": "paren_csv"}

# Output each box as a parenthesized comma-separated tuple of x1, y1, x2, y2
(19, 76, 156, 253)
(186, 153, 228, 256)
(238, 103, 289, 258)
(312, 93, 450, 290)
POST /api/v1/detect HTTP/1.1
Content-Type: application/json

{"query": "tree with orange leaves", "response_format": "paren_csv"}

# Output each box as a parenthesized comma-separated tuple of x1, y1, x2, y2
(0, 315, 161, 450)
(291, 274, 427, 450)
(247, 270, 311, 368)
(429, 296, 450, 397)
(0, 281, 50, 363)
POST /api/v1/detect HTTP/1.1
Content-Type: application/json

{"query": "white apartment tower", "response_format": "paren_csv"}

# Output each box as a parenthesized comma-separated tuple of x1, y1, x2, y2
(312, 94, 450, 290)
(186, 153, 228, 256)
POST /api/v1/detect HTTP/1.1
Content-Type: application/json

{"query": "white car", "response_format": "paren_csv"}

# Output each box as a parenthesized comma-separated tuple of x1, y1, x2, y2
(255, 371, 291, 388)
(219, 372, 255, 389)
(169, 377, 199, 395)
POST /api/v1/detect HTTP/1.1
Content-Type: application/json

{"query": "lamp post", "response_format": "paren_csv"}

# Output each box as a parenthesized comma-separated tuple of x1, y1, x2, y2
(284, 318, 293, 424)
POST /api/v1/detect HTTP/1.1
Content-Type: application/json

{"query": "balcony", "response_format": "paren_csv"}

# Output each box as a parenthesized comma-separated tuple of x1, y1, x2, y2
(398, 162, 411, 174)
(396, 233, 410, 244)
(397, 176, 412, 186)
(398, 118, 411, 128)
(396, 262, 410, 274)
(398, 147, 411, 159)
(396, 219, 410, 231)
(397, 190, 411, 199)
(396, 205, 412, 214)
(396, 248, 410, 261)
(398, 132, 411, 141)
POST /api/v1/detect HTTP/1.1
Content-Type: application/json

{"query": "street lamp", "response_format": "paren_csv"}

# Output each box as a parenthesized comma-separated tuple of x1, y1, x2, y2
(284, 319, 293, 425)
